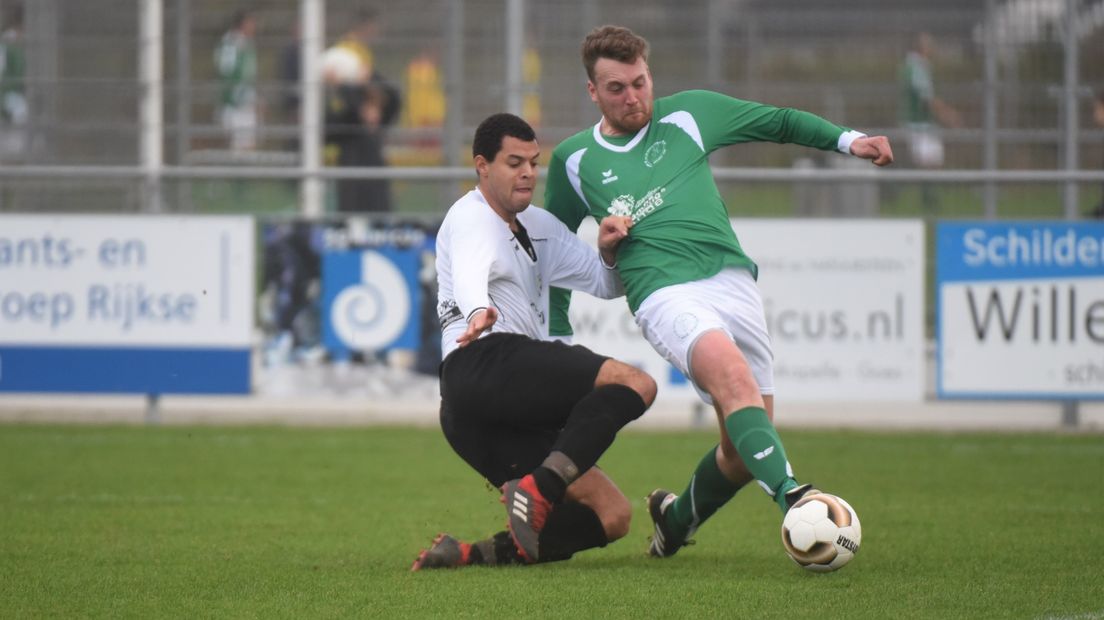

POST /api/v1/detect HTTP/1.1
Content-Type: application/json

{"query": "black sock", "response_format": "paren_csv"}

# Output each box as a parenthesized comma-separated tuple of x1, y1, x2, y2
(550, 384, 646, 478)
(491, 531, 524, 565)
(469, 542, 485, 565)
(536, 502, 608, 563)
(532, 466, 568, 504)
(470, 505, 608, 565)
(469, 531, 524, 566)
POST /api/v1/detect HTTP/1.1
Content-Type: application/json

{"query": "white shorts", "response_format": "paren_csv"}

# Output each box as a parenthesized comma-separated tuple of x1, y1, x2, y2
(221, 105, 258, 151)
(634, 267, 774, 405)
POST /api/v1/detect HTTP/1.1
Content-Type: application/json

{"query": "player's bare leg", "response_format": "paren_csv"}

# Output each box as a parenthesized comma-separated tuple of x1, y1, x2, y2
(691, 330, 800, 510)
(648, 331, 806, 557)
(564, 466, 631, 542)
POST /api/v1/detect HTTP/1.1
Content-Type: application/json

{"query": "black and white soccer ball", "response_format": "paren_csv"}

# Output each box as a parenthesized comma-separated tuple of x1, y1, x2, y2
(781, 492, 862, 572)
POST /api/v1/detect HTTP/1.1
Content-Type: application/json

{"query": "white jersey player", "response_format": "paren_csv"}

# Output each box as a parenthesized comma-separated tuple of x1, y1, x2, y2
(436, 186, 622, 359)
(413, 113, 655, 570)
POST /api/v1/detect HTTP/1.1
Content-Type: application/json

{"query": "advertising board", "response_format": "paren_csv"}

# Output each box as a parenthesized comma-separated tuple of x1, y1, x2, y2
(0, 215, 254, 394)
(937, 222, 1104, 399)
(569, 219, 925, 404)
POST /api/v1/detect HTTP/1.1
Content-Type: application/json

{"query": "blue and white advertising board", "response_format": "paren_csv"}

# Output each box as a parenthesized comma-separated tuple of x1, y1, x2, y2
(0, 215, 254, 394)
(322, 247, 422, 358)
(937, 222, 1104, 399)
(318, 220, 431, 361)
(569, 219, 926, 404)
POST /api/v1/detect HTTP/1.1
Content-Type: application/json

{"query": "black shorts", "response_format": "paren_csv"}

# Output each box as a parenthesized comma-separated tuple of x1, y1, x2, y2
(438, 332, 609, 487)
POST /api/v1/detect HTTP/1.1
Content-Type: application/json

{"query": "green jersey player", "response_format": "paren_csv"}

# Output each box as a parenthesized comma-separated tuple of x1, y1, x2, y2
(214, 11, 258, 151)
(544, 25, 894, 559)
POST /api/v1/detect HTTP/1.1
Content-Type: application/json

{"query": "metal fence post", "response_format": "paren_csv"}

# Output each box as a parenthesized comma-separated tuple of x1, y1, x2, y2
(139, 0, 163, 213)
(983, 0, 998, 219)
(442, 0, 465, 211)
(300, 0, 324, 218)
(1063, 0, 1080, 220)
(505, 0, 524, 116)
(1062, 0, 1081, 429)
(174, 0, 192, 212)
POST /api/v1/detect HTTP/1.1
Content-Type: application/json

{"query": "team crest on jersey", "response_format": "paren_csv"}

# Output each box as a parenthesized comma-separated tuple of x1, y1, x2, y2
(606, 187, 666, 222)
(674, 312, 699, 339)
(644, 140, 667, 168)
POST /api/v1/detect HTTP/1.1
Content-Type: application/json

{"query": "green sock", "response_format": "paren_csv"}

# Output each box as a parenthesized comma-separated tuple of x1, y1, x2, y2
(664, 445, 745, 541)
(723, 406, 798, 512)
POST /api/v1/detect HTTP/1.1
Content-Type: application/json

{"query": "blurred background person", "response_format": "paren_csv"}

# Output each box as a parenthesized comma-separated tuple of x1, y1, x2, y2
(403, 46, 446, 147)
(0, 3, 26, 159)
(899, 31, 961, 212)
(322, 6, 400, 213)
(214, 9, 259, 153)
(331, 7, 380, 85)
(261, 221, 322, 367)
(522, 42, 541, 128)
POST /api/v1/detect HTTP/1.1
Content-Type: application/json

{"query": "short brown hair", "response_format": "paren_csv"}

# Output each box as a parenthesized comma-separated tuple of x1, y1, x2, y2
(581, 25, 649, 82)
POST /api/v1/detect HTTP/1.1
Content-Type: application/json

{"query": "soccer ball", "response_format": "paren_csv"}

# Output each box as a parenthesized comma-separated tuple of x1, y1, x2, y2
(781, 492, 862, 572)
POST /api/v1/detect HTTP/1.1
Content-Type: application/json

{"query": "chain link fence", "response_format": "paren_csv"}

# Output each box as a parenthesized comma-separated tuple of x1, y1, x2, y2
(0, 0, 1102, 216)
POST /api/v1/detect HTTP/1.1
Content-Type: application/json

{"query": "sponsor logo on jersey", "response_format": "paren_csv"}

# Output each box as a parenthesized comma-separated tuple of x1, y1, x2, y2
(609, 195, 635, 218)
(437, 300, 463, 329)
(607, 187, 667, 222)
(601, 168, 620, 184)
(644, 140, 667, 167)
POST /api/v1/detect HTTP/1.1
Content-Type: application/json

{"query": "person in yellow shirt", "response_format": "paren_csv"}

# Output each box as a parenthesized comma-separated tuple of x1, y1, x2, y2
(403, 48, 446, 132)
(522, 45, 541, 128)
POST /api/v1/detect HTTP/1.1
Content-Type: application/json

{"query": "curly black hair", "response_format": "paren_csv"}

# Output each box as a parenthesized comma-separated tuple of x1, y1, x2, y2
(472, 113, 536, 162)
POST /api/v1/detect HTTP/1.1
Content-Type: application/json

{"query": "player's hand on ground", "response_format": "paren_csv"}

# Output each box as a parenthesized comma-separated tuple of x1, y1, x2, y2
(456, 307, 498, 347)
(598, 215, 633, 266)
(850, 136, 894, 166)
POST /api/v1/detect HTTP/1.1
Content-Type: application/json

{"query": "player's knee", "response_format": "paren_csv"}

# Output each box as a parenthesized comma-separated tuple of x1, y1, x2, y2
(596, 360, 657, 408)
(628, 369, 657, 408)
(599, 493, 633, 541)
(709, 378, 764, 414)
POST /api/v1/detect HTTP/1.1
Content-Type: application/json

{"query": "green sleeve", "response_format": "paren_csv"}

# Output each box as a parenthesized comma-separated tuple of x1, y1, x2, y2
(543, 145, 589, 338)
(548, 287, 574, 337)
(679, 90, 848, 153)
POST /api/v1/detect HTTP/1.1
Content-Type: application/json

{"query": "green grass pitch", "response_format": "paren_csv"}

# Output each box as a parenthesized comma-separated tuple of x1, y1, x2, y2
(2, 424, 1102, 618)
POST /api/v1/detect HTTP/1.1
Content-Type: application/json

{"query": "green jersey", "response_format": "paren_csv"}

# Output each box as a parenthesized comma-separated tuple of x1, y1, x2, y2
(0, 27, 25, 123)
(899, 51, 933, 126)
(544, 89, 850, 336)
(214, 31, 257, 108)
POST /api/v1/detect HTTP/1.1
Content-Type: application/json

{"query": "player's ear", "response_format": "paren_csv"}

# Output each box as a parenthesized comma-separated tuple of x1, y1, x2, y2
(474, 154, 490, 178)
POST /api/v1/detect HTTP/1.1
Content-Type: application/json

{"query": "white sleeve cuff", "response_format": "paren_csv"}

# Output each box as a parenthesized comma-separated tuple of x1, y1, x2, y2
(837, 130, 866, 154)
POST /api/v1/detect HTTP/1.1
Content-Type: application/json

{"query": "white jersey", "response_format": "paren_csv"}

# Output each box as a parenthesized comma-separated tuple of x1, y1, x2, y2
(436, 187, 623, 358)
